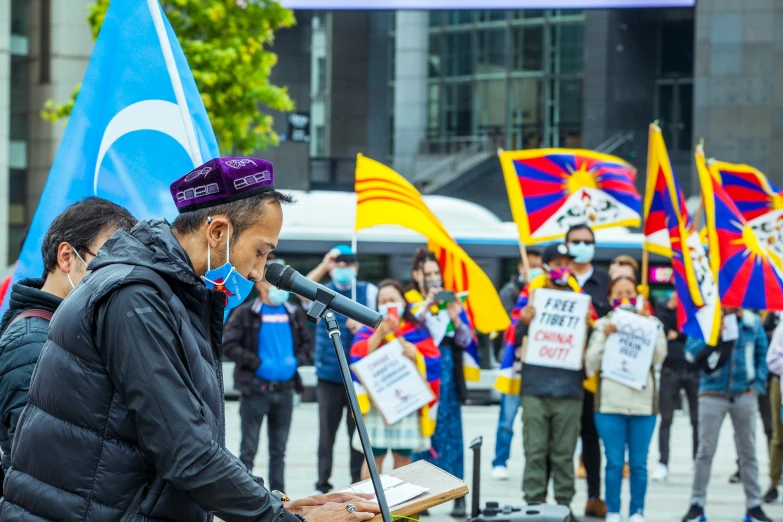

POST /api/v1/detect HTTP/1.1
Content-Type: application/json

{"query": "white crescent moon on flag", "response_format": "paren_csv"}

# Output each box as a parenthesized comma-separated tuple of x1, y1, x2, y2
(93, 99, 195, 195)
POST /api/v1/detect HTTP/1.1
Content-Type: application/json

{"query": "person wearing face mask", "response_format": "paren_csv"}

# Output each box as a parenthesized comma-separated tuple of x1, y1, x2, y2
(0, 158, 380, 522)
(585, 277, 667, 522)
(222, 257, 313, 493)
(349, 280, 440, 478)
(682, 308, 772, 522)
(512, 243, 597, 517)
(306, 245, 378, 495)
(566, 223, 610, 518)
(0, 198, 135, 485)
(407, 248, 478, 518)
(492, 249, 542, 481)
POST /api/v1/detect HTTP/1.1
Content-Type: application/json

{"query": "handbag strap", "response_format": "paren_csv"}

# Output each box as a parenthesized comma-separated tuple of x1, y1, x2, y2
(2, 309, 54, 336)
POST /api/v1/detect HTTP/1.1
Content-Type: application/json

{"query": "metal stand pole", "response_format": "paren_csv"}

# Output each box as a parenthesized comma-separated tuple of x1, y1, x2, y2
(307, 290, 392, 522)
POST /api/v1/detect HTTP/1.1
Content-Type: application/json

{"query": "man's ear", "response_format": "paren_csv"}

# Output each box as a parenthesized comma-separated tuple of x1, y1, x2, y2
(56, 242, 76, 273)
(205, 216, 229, 248)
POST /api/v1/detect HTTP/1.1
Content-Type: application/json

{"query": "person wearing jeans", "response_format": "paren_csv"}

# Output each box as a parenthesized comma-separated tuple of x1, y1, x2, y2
(765, 316, 783, 503)
(682, 309, 772, 522)
(585, 277, 667, 522)
(654, 292, 700, 482)
(223, 269, 314, 492)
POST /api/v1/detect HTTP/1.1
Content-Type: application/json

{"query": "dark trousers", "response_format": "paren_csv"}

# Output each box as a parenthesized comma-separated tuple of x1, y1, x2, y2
(581, 391, 601, 499)
(658, 367, 700, 465)
(316, 380, 364, 492)
(238, 387, 294, 492)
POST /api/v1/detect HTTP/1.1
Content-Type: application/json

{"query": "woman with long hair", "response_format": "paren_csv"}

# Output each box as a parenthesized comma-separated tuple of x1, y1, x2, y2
(350, 279, 441, 478)
(407, 248, 476, 517)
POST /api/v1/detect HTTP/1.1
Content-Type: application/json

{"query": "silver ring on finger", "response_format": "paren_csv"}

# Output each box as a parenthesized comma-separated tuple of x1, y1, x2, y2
(346, 504, 357, 514)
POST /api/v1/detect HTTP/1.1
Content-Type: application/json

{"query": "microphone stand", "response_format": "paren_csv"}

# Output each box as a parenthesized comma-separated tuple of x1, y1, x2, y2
(307, 288, 393, 522)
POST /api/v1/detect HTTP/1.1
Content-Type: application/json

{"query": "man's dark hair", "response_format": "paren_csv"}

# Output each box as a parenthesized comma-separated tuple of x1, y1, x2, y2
(41, 197, 137, 276)
(527, 249, 542, 260)
(565, 223, 595, 242)
(171, 191, 293, 245)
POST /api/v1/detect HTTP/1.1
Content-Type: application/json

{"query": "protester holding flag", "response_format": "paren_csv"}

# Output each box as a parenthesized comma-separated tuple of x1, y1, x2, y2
(652, 291, 700, 483)
(492, 250, 543, 481)
(585, 276, 667, 522)
(0, 198, 136, 480)
(1, 159, 380, 522)
(350, 279, 440, 479)
(407, 248, 476, 517)
(566, 224, 610, 518)
(682, 309, 771, 522)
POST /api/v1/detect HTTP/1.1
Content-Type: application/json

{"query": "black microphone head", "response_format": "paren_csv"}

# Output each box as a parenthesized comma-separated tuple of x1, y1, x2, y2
(264, 263, 295, 290)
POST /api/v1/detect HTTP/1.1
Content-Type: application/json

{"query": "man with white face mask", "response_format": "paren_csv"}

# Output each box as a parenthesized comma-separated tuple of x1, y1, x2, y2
(0, 197, 136, 481)
(223, 257, 313, 493)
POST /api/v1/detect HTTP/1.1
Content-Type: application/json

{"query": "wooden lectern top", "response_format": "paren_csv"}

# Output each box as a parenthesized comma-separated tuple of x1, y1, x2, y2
(347, 461, 468, 521)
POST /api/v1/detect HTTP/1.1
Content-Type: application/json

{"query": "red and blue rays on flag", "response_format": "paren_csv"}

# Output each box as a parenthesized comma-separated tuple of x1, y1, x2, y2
(499, 149, 642, 244)
(350, 321, 441, 436)
(493, 274, 596, 395)
(709, 161, 783, 222)
(699, 153, 783, 312)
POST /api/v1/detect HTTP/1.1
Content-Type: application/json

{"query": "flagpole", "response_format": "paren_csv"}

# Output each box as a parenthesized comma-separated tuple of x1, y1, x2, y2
(519, 242, 530, 278)
(640, 246, 649, 306)
(351, 232, 358, 302)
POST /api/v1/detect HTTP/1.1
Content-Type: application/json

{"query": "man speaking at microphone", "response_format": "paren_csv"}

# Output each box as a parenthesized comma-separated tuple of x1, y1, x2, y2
(0, 158, 378, 522)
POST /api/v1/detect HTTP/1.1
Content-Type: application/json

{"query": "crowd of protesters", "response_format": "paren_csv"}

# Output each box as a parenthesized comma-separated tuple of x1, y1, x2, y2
(0, 174, 780, 522)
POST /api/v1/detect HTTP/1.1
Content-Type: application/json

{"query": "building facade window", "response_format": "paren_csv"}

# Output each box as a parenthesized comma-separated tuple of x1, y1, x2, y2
(9, 0, 29, 262)
(425, 9, 585, 149)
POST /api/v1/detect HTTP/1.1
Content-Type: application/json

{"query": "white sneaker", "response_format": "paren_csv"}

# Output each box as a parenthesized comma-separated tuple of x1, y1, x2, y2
(629, 513, 645, 522)
(492, 466, 509, 480)
(606, 513, 622, 522)
(651, 462, 669, 482)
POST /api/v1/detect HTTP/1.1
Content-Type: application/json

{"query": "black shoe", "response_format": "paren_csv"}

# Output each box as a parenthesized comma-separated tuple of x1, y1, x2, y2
(745, 506, 773, 522)
(730, 470, 742, 484)
(419, 510, 430, 517)
(682, 504, 706, 522)
(451, 497, 467, 518)
(764, 485, 779, 504)
(568, 509, 579, 522)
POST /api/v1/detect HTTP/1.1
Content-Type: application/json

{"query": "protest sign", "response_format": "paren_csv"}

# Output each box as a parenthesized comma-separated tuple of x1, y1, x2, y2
(524, 289, 591, 371)
(351, 339, 434, 426)
(600, 309, 660, 390)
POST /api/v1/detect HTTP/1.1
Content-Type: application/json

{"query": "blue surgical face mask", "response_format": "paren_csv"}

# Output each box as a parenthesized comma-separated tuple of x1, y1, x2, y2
(331, 266, 357, 287)
(202, 223, 254, 315)
(267, 287, 291, 306)
(568, 242, 595, 264)
(527, 267, 544, 281)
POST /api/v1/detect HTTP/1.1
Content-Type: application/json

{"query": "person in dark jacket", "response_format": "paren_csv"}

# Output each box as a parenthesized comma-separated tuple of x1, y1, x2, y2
(306, 245, 378, 494)
(223, 262, 313, 492)
(0, 198, 135, 479)
(651, 292, 700, 483)
(0, 158, 378, 522)
(566, 224, 609, 518)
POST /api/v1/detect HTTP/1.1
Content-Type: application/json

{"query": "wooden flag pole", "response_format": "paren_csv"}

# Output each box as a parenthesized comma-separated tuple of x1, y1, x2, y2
(519, 242, 531, 276)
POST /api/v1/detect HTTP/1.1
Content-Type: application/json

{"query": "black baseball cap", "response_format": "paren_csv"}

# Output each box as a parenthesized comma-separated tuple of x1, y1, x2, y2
(542, 243, 575, 264)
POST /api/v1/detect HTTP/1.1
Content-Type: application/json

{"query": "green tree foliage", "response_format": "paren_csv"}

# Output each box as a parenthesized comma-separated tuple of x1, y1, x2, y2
(41, 0, 296, 154)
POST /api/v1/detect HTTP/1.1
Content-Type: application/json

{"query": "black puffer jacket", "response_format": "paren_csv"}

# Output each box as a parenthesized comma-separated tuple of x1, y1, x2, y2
(0, 220, 299, 522)
(0, 278, 61, 471)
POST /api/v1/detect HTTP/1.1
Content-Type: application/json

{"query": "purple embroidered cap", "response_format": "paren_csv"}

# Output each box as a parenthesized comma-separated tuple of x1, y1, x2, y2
(170, 157, 276, 213)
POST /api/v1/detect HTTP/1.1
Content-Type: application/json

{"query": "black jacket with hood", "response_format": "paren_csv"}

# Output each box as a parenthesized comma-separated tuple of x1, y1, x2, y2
(0, 220, 299, 522)
(0, 278, 61, 471)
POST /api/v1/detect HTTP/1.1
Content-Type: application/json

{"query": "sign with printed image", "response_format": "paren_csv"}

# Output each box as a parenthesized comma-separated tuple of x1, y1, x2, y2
(524, 289, 590, 371)
(351, 339, 434, 426)
(600, 309, 660, 390)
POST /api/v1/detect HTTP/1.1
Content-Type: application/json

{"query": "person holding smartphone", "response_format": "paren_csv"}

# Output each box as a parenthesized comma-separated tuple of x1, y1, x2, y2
(585, 277, 668, 522)
(349, 280, 441, 479)
(407, 248, 476, 518)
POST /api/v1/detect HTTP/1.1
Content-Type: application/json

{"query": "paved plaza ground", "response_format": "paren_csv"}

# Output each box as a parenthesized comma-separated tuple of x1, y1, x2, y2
(225, 400, 783, 522)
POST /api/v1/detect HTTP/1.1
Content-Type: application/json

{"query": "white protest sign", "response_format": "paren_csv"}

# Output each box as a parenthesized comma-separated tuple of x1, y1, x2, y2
(600, 309, 660, 391)
(350, 339, 434, 426)
(524, 289, 591, 371)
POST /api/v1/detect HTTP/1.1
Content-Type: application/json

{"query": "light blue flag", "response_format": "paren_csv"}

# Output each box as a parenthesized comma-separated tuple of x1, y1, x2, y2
(3, 0, 219, 312)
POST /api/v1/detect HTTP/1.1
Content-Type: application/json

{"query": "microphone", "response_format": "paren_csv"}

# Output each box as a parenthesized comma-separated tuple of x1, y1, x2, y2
(265, 263, 383, 329)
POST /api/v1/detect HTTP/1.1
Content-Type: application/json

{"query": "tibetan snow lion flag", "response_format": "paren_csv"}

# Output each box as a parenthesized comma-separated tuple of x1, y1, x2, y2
(698, 148, 783, 312)
(498, 149, 642, 244)
(709, 160, 783, 264)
